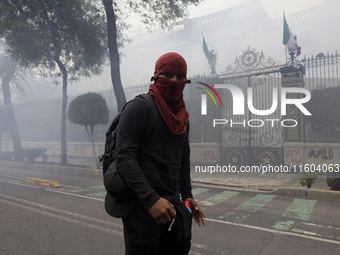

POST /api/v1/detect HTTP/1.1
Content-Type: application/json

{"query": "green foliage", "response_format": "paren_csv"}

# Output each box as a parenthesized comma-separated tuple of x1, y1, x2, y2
(0, 0, 107, 77)
(125, 0, 203, 29)
(68, 92, 109, 126)
(326, 177, 340, 191)
(0, 0, 109, 165)
(299, 170, 318, 188)
(326, 165, 340, 190)
(0, 54, 28, 98)
(68, 92, 108, 169)
(23, 147, 48, 163)
(102, 0, 202, 112)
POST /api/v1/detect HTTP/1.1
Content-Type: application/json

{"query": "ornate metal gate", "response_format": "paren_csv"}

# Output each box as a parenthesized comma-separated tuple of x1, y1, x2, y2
(219, 47, 284, 167)
(219, 47, 283, 149)
(190, 47, 340, 167)
(191, 47, 285, 167)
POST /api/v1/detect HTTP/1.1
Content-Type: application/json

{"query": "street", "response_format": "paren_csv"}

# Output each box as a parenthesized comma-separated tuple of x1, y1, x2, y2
(1, 162, 340, 255)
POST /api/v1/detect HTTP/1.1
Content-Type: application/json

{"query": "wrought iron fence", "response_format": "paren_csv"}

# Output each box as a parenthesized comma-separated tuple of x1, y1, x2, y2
(302, 51, 340, 143)
(303, 51, 339, 91)
(108, 48, 339, 145)
(188, 47, 284, 147)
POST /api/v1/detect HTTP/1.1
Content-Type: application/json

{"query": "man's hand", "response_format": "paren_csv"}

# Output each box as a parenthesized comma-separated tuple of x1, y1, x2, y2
(148, 197, 176, 224)
(185, 198, 206, 226)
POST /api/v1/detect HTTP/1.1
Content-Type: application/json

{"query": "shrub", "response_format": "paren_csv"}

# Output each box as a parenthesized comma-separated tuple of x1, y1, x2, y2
(326, 165, 340, 190)
(68, 92, 109, 169)
(299, 169, 318, 188)
(23, 147, 47, 163)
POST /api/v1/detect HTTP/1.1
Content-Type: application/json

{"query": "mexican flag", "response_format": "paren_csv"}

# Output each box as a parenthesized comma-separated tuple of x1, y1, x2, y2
(203, 35, 211, 61)
(283, 14, 301, 56)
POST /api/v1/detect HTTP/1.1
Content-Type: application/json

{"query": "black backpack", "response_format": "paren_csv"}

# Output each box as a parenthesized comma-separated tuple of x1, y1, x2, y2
(99, 93, 157, 175)
(99, 93, 158, 217)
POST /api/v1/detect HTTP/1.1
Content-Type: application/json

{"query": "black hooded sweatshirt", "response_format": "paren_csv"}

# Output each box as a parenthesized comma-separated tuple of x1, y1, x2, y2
(115, 96, 193, 209)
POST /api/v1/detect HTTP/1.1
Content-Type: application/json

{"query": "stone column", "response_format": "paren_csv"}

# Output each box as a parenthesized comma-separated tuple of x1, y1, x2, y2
(280, 64, 306, 165)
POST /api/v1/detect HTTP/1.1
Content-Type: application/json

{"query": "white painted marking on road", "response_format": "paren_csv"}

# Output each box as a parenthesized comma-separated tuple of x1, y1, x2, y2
(90, 185, 105, 189)
(0, 178, 106, 202)
(46, 188, 104, 201)
(0, 196, 220, 254)
(0, 173, 24, 179)
(189, 252, 204, 255)
(0, 194, 121, 229)
(62, 184, 84, 189)
(303, 231, 318, 236)
(192, 243, 208, 249)
(0, 177, 104, 201)
(304, 222, 340, 230)
(0, 178, 40, 189)
(206, 218, 340, 245)
(191, 242, 228, 254)
(325, 235, 340, 241)
(0, 198, 124, 237)
(0, 173, 92, 191)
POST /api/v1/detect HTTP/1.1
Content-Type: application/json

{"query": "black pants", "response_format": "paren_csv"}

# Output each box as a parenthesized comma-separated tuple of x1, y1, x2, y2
(122, 201, 192, 255)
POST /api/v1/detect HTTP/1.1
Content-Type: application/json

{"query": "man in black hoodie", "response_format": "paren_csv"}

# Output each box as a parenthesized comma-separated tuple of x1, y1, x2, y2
(115, 52, 206, 255)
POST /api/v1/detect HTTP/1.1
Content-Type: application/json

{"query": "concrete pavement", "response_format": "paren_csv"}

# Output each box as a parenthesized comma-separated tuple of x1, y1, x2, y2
(190, 168, 340, 201)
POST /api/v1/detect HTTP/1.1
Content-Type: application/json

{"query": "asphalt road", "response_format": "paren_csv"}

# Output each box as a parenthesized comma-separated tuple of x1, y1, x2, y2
(1, 162, 340, 255)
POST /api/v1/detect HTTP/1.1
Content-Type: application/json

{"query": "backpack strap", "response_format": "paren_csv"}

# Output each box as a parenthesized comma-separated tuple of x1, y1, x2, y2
(99, 93, 158, 175)
(137, 93, 158, 137)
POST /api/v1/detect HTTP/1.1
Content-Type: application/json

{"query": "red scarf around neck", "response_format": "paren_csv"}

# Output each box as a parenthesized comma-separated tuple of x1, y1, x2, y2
(149, 52, 190, 136)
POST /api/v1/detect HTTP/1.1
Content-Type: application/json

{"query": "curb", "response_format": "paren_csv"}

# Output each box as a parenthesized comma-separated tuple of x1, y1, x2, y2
(192, 181, 340, 201)
(23, 177, 61, 188)
(273, 187, 340, 201)
(1, 160, 102, 176)
(46, 165, 102, 176)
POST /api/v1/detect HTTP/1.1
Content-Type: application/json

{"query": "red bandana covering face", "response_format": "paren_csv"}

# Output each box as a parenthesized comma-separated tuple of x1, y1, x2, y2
(149, 52, 190, 136)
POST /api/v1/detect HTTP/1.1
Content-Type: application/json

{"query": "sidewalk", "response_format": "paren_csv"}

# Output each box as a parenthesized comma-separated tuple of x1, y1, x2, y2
(65, 157, 340, 201)
(191, 171, 329, 191)
(190, 169, 340, 201)
(8, 157, 339, 201)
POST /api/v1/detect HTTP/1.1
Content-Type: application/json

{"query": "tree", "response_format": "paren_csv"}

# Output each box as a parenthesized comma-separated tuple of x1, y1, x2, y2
(102, 0, 202, 112)
(0, 54, 23, 160)
(0, 0, 108, 165)
(68, 92, 109, 169)
(0, 52, 31, 161)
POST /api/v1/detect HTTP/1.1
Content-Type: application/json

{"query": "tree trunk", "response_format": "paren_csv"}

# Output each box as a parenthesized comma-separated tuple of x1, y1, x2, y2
(1, 62, 23, 161)
(41, 6, 68, 166)
(55, 57, 68, 166)
(85, 125, 100, 169)
(103, 0, 126, 112)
